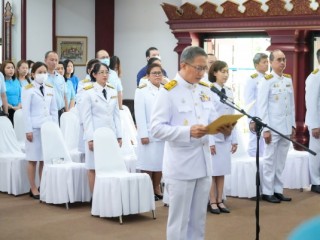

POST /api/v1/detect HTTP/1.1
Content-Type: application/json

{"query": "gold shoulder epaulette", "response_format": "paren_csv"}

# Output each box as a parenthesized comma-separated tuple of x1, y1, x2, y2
(106, 83, 114, 89)
(24, 83, 34, 90)
(312, 69, 319, 74)
(83, 84, 93, 90)
(164, 80, 177, 91)
(199, 81, 210, 88)
(45, 83, 53, 88)
(283, 73, 292, 78)
(142, 75, 148, 79)
(138, 83, 147, 89)
(251, 73, 258, 79)
(264, 74, 273, 80)
(82, 78, 90, 83)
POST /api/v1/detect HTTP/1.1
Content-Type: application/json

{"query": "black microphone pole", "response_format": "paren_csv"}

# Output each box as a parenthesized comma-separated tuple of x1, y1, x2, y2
(210, 86, 316, 240)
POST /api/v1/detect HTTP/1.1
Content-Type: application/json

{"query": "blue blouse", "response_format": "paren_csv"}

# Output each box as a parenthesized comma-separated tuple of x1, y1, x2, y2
(5, 78, 21, 106)
(66, 80, 75, 107)
(68, 75, 79, 93)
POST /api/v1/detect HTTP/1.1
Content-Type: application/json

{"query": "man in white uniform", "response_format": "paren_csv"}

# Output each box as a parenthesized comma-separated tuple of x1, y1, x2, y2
(257, 49, 296, 203)
(243, 53, 269, 157)
(305, 49, 320, 194)
(151, 46, 233, 240)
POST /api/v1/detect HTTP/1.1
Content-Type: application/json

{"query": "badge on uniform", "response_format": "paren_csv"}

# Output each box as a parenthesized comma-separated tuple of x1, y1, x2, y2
(200, 91, 210, 102)
(183, 119, 189, 126)
(47, 94, 53, 96)
(286, 84, 291, 87)
(111, 96, 117, 99)
(274, 95, 279, 101)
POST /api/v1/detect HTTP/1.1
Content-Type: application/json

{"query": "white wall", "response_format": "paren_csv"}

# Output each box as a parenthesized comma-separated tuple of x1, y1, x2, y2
(115, 0, 181, 99)
(26, 0, 52, 62)
(56, 0, 95, 79)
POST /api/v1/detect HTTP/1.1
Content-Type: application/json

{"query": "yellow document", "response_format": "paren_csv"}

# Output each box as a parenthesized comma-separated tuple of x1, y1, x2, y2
(207, 114, 243, 134)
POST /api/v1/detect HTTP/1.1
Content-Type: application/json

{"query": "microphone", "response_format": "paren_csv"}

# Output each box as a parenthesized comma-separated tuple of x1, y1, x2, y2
(210, 85, 235, 104)
(210, 85, 228, 100)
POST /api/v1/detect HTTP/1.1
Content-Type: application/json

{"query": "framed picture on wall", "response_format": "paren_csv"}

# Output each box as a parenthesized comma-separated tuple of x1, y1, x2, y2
(55, 36, 88, 66)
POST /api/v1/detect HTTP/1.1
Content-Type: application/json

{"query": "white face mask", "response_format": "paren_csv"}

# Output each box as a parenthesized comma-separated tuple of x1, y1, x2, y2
(34, 73, 48, 84)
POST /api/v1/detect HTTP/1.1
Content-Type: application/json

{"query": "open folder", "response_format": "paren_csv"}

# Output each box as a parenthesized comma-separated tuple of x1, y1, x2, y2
(207, 114, 244, 134)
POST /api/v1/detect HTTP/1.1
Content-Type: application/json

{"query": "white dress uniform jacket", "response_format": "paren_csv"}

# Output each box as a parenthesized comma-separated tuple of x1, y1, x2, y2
(305, 67, 320, 185)
(81, 82, 122, 169)
(243, 72, 265, 157)
(151, 75, 218, 180)
(21, 81, 58, 161)
(22, 81, 58, 133)
(134, 81, 164, 171)
(211, 83, 237, 176)
(257, 71, 296, 195)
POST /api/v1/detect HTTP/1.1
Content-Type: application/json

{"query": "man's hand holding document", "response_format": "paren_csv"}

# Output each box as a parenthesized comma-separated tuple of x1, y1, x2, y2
(206, 114, 243, 136)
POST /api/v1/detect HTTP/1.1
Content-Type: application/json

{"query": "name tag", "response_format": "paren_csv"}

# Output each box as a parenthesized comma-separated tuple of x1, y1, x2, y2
(286, 84, 291, 87)
(47, 93, 53, 96)
(111, 96, 117, 99)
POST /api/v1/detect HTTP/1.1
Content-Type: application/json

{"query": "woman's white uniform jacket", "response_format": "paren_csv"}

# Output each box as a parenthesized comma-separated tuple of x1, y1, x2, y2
(21, 81, 58, 133)
(81, 82, 122, 142)
(211, 82, 237, 144)
(134, 81, 162, 141)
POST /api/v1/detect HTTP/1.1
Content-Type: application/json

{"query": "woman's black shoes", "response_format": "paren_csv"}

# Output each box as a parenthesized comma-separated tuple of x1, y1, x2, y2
(208, 203, 220, 214)
(29, 189, 40, 200)
(217, 202, 230, 213)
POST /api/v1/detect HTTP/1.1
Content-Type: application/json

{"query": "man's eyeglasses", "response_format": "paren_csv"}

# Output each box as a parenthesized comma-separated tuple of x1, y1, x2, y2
(185, 62, 208, 72)
(98, 71, 109, 75)
(150, 71, 163, 76)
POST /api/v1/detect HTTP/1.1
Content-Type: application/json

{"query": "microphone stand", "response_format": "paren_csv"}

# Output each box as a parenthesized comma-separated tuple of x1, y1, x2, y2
(216, 94, 316, 240)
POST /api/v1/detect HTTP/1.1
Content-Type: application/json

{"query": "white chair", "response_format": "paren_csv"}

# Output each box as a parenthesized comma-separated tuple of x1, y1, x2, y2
(91, 127, 155, 224)
(122, 105, 138, 146)
(120, 110, 137, 172)
(13, 109, 26, 152)
(60, 111, 85, 163)
(0, 116, 29, 195)
(40, 121, 91, 208)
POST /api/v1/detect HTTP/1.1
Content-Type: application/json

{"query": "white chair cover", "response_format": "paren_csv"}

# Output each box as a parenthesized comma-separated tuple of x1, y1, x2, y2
(122, 105, 138, 146)
(91, 127, 155, 218)
(120, 110, 137, 172)
(0, 116, 29, 195)
(60, 112, 85, 163)
(226, 130, 310, 198)
(13, 109, 26, 152)
(40, 121, 90, 204)
(281, 144, 310, 189)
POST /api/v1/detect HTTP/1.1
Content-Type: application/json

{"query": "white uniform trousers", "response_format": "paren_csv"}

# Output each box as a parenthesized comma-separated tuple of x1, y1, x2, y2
(247, 131, 264, 157)
(308, 131, 320, 185)
(262, 134, 290, 195)
(166, 176, 211, 240)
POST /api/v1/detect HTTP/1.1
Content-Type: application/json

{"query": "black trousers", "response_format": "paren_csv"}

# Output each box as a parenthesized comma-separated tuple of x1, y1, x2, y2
(58, 108, 65, 126)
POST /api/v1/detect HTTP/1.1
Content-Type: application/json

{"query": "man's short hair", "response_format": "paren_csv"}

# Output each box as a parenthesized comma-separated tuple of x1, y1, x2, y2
(146, 47, 158, 58)
(45, 51, 58, 59)
(253, 53, 268, 66)
(269, 49, 282, 62)
(180, 46, 207, 64)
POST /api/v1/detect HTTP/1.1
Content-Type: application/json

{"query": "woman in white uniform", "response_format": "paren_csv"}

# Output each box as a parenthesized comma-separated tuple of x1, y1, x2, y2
(134, 63, 165, 200)
(21, 62, 58, 199)
(81, 63, 122, 193)
(208, 60, 238, 214)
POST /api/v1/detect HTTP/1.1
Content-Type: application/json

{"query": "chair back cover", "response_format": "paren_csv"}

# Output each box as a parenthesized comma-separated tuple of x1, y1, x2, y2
(41, 121, 72, 164)
(0, 116, 23, 155)
(13, 109, 26, 146)
(60, 111, 80, 151)
(94, 127, 127, 174)
(122, 105, 137, 145)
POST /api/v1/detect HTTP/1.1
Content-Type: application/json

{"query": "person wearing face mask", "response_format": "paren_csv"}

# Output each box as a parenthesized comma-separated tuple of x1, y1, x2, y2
(21, 62, 58, 199)
(136, 47, 168, 86)
(96, 49, 123, 109)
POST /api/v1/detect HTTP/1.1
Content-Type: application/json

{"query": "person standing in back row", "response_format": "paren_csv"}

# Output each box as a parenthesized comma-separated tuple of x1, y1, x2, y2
(257, 49, 295, 203)
(305, 48, 320, 194)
